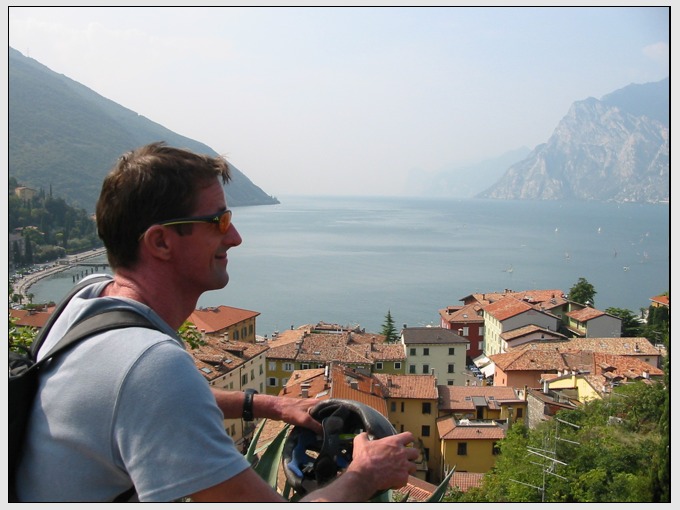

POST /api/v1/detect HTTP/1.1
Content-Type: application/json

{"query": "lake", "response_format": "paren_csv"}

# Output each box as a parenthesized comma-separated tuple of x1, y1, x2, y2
(28, 196, 670, 339)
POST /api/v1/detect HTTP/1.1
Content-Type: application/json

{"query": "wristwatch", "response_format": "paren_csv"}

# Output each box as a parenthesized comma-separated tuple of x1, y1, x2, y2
(242, 389, 258, 421)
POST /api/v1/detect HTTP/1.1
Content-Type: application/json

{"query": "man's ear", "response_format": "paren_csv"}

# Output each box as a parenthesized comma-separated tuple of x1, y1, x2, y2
(140, 225, 173, 260)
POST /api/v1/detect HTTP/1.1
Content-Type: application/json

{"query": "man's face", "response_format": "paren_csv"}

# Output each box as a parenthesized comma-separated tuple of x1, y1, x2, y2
(172, 179, 242, 294)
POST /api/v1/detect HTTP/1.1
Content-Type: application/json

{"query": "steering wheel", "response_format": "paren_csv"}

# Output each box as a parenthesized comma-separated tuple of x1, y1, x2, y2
(281, 398, 397, 496)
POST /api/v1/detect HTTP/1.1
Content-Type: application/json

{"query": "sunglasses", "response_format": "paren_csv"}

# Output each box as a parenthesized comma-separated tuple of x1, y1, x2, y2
(139, 210, 233, 241)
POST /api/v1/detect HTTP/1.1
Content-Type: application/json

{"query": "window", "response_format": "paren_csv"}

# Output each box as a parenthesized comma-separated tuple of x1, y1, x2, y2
(376, 362, 383, 370)
(233, 330, 239, 340)
(268, 361, 276, 371)
(409, 364, 416, 374)
(422, 364, 429, 374)
(448, 347, 455, 355)
(259, 365, 263, 375)
(400, 402, 405, 412)
(409, 347, 416, 356)
(447, 364, 454, 373)
(241, 327, 247, 338)
(421, 425, 430, 437)
(447, 380, 454, 385)
(462, 327, 469, 336)
(250, 369, 255, 380)
(423, 448, 429, 461)
(422, 402, 431, 415)
(516, 408, 523, 418)
(249, 324, 253, 335)
(457, 442, 468, 456)
(423, 348, 430, 356)
(267, 377, 278, 386)
(390, 402, 396, 412)
(283, 363, 293, 372)
(241, 374, 248, 385)
(394, 362, 401, 370)
(301, 363, 310, 370)
(480, 326, 485, 336)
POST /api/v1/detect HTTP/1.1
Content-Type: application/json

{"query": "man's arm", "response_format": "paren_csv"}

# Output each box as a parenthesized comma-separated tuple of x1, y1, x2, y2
(211, 388, 323, 434)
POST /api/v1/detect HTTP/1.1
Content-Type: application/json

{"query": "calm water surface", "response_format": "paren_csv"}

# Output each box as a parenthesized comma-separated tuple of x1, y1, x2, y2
(29, 196, 670, 339)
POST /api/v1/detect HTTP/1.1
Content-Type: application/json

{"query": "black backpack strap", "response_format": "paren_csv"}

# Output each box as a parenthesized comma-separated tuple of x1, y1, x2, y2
(39, 309, 157, 366)
(30, 275, 114, 357)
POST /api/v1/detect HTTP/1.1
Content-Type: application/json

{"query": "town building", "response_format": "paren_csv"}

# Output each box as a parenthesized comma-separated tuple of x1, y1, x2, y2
(438, 302, 485, 360)
(437, 385, 526, 425)
(400, 326, 469, 385)
(373, 373, 440, 481)
(437, 417, 505, 474)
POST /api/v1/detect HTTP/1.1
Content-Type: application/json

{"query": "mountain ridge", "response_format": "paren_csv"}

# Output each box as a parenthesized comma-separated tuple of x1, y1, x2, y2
(9, 47, 279, 212)
(477, 78, 669, 203)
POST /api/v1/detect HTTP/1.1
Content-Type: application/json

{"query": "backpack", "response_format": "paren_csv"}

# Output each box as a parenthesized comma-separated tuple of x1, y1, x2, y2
(8, 275, 158, 502)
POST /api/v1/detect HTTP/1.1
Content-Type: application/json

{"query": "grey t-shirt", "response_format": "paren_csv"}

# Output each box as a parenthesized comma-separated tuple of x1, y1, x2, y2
(16, 275, 251, 502)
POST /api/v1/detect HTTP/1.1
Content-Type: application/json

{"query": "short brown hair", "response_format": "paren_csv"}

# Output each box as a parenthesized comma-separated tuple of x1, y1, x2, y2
(96, 142, 231, 269)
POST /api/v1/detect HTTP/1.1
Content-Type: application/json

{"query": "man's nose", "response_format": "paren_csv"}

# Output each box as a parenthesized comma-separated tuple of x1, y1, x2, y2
(224, 224, 242, 247)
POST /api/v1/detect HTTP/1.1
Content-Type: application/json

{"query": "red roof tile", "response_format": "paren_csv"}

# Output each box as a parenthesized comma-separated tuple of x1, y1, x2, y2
(187, 305, 259, 333)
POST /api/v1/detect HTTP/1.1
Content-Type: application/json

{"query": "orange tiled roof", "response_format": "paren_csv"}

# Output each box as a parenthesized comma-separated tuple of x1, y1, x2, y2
(449, 472, 485, 493)
(358, 342, 406, 362)
(190, 334, 268, 382)
(501, 324, 568, 341)
(650, 294, 669, 306)
(482, 296, 536, 322)
(567, 307, 606, 321)
(438, 385, 521, 411)
(437, 416, 506, 440)
(439, 303, 484, 323)
(393, 475, 438, 502)
(281, 364, 390, 417)
(520, 337, 659, 356)
(187, 305, 260, 333)
(9, 308, 53, 328)
(490, 348, 573, 372)
(373, 373, 438, 399)
(464, 288, 566, 306)
(592, 352, 663, 377)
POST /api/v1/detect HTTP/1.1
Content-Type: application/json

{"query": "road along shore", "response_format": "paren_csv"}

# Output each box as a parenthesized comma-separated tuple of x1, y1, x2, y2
(14, 247, 108, 301)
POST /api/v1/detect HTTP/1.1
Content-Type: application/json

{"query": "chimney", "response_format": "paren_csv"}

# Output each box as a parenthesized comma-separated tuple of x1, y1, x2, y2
(301, 382, 311, 398)
(201, 329, 206, 340)
(350, 381, 358, 390)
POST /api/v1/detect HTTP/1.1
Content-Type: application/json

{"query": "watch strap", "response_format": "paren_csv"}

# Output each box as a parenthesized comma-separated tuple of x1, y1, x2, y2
(242, 389, 257, 421)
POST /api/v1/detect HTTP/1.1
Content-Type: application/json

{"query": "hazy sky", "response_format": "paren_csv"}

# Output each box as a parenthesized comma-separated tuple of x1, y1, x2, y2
(7, 5, 670, 197)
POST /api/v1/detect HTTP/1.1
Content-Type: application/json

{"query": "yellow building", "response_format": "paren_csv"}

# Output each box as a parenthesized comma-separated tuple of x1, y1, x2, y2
(437, 418, 505, 474)
(374, 373, 440, 483)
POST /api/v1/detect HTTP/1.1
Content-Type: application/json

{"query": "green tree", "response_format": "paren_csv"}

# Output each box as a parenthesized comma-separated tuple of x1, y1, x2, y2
(179, 321, 207, 350)
(568, 277, 596, 306)
(605, 307, 644, 337)
(445, 380, 668, 502)
(9, 314, 38, 353)
(381, 310, 398, 343)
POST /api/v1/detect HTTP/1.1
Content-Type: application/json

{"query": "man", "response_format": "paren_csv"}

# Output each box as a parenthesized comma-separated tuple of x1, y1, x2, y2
(16, 142, 418, 502)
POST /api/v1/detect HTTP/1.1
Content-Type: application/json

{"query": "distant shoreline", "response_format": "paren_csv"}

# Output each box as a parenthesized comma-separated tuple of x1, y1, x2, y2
(14, 247, 108, 301)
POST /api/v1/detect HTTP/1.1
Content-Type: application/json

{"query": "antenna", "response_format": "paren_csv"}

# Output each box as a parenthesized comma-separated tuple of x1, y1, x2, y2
(511, 416, 580, 501)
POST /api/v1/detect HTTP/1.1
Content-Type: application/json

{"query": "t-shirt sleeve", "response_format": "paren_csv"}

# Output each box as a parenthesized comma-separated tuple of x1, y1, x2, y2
(113, 339, 251, 502)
